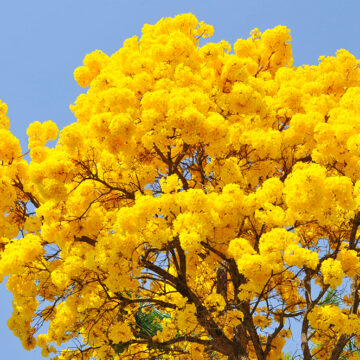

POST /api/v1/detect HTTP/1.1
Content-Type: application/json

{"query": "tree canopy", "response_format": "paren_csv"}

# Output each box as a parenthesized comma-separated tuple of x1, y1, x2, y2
(1, 13, 360, 360)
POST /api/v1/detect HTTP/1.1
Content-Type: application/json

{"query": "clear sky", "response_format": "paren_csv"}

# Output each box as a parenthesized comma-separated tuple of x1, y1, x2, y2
(1, 0, 360, 358)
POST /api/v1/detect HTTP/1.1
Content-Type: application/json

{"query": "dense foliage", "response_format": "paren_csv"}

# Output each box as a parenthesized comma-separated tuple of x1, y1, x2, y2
(1, 13, 360, 360)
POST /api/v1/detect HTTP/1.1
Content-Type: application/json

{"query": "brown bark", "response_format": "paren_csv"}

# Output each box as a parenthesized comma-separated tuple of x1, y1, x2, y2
(217, 262, 250, 360)
(216, 263, 228, 298)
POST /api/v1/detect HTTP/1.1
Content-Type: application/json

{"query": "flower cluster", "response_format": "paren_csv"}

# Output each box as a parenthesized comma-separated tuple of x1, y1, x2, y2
(1, 13, 360, 360)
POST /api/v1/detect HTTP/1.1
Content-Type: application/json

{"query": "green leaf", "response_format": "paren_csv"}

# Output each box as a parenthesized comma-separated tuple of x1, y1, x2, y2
(318, 289, 340, 307)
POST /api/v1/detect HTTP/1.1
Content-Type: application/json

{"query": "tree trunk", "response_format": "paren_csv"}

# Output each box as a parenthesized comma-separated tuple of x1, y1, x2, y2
(217, 263, 250, 360)
(216, 263, 228, 298)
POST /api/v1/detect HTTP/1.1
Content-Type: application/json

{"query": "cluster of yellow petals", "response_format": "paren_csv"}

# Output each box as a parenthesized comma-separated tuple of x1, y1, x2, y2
(1, 12, 360, 360)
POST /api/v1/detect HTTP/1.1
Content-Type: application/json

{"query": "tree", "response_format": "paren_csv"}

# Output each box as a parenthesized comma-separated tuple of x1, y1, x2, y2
(1, 12, 360, 360)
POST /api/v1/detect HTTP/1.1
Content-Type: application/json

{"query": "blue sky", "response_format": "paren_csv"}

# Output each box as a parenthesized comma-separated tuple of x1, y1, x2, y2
(1, 0, 360, 358)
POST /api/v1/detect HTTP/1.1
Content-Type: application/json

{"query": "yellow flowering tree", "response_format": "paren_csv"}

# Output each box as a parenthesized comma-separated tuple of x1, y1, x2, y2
(2, 13, 360, 360)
